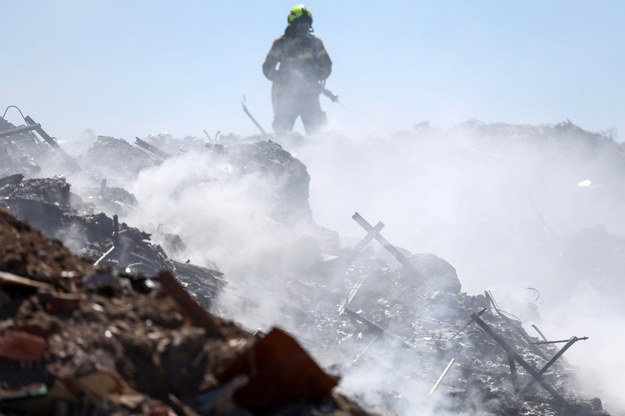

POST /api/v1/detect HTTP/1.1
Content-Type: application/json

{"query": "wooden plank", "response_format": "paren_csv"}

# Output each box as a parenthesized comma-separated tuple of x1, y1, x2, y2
(157, 271, 224, 339)
(0, 270, 54, 290)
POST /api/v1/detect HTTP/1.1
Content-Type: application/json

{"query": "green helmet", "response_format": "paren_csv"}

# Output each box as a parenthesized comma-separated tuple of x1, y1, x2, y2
(288, 4, 313, 25)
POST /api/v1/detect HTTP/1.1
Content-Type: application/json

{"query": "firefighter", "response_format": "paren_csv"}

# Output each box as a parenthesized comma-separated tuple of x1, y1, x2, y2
(262, 4, 332, 135)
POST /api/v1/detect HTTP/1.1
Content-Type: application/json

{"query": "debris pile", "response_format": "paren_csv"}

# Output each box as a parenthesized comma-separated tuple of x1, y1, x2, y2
(82, 134, 312, 225)
(0, 208, 373, 415)
(0, 112, 620, 415)
(250, 212, 609, 415)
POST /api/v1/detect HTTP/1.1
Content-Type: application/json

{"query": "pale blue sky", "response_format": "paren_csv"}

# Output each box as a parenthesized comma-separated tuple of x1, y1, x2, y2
(1, 1, 623, 141)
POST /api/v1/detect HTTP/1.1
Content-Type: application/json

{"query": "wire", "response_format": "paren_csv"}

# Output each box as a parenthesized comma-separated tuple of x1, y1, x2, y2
(497, 308, 523, 323)
(2, 105, 27, 122)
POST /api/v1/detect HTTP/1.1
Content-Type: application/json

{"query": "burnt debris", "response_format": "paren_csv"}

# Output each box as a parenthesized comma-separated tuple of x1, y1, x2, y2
(0, 111, 619, 415)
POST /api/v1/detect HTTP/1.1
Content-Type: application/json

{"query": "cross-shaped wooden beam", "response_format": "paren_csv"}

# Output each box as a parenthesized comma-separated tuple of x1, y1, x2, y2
(352, 220, 385, 256)
(352, 212, 423, 279)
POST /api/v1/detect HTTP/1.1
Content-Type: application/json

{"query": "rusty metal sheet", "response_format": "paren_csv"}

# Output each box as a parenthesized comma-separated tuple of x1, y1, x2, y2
(0, 330, 47, 362)
(216, 327, 338, 408)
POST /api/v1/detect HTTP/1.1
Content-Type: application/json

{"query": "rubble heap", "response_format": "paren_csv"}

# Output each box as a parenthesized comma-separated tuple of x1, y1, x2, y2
(0, 113, 620, 415)
(0, 208, 373, 415)
(248, 212, 609, 415)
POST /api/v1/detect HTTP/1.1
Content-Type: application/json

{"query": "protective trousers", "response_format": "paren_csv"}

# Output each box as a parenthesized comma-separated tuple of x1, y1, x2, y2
(271, 85, 327, 135)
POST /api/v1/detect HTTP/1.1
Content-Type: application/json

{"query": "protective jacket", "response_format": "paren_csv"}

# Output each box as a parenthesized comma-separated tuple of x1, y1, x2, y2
(262, 30, 332, 134)
(263, 33, 332, 94)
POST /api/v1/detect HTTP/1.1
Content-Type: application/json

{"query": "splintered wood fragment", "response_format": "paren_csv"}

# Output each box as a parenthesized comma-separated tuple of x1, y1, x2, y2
(0, 270, 55, 290)
(157, 271, 224, 339)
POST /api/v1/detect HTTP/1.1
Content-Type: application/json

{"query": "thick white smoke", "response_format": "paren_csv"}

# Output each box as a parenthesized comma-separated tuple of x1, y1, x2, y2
(293, 124, 625, 414)
(115, 121, 624, 415)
